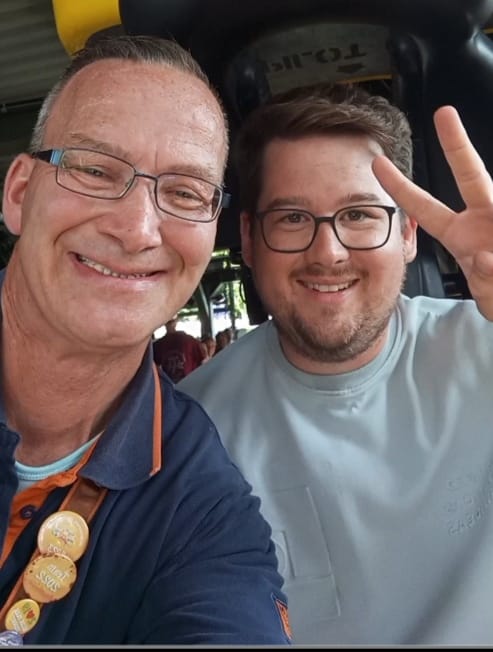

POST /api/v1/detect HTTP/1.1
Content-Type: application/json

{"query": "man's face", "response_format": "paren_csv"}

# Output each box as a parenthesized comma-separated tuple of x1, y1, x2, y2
(241, 133, 417, 373)
(2, 59, 227, 351)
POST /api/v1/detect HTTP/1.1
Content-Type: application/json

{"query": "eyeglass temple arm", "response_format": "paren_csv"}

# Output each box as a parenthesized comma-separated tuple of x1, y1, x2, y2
(32, 149, 63, 165)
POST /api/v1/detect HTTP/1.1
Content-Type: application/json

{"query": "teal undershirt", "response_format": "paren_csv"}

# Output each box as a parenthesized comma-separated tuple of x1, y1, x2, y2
(15, 435, 99, 493)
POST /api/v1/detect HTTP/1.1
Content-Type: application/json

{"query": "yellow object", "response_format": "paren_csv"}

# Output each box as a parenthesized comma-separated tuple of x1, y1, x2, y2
(5, 599, 40, 635)
(52, 0, 121, 55)
(23, 554, 77, 603)
(37, 510, 90, 562)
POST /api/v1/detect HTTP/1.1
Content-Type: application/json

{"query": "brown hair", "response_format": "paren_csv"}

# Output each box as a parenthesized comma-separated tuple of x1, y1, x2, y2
(233, 82, 412, 214)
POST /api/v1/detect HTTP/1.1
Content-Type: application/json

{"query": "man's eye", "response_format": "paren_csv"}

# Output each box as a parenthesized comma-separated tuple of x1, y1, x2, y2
(344, 209, 368, 221)
(280, 211, 308, 224)
(175, 189, 203, 202)
(286, 212, 303, 223)
(80, 166, 105, 177)
(161, 187, 208, 208)
(65, 164, 106, 177)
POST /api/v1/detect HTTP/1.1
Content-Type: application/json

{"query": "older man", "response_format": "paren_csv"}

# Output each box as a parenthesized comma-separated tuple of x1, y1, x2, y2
(0, 35, 290, 646)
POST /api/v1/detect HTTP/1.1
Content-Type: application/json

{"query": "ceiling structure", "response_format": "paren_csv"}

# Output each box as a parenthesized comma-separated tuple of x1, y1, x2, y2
(0, 0, 71, 193)
(2, 0, 493, 195)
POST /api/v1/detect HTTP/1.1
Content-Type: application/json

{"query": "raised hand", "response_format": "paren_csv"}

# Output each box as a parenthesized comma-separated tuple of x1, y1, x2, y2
(373, 105, 493, 321)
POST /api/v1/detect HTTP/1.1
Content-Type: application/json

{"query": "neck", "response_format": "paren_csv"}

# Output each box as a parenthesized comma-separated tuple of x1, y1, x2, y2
(3, 344, 146, 466)
(1, 299, 148, 467)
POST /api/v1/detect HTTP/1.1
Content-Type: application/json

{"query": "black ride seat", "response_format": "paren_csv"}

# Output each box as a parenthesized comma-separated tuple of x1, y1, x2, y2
(119, 0, 493, 313)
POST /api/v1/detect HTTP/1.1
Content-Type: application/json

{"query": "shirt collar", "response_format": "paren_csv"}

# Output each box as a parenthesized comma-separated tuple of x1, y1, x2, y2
(0, 267, 163, 490)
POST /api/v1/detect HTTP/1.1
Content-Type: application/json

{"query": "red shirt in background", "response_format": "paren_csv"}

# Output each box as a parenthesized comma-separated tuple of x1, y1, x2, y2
(153, 331, 205, 382)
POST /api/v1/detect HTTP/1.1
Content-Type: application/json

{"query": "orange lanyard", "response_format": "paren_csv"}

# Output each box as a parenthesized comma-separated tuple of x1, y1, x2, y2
(0, 363, 162, 635)
(0, 476, 108, 629)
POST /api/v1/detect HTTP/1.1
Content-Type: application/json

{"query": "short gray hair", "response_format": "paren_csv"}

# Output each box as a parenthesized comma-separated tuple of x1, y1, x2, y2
(30, 34, 228, 152)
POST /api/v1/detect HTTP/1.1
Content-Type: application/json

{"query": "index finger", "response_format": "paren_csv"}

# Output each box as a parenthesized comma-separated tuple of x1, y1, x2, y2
(372, 155, 454, 242)
(434, 105, 493, 208)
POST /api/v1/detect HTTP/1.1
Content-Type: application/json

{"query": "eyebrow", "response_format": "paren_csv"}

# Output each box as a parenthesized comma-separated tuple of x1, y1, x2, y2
(266, 196, 311, 210)
(65, 133, 221, 183)
(341, 192, 384, 204)
(265, 192, 384, 211)
(66, 134, 128, 160)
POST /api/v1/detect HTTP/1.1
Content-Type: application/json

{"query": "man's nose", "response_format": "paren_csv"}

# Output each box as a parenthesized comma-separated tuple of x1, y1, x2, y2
(100, 175, 164, 253)
(305, 220, 350, 263)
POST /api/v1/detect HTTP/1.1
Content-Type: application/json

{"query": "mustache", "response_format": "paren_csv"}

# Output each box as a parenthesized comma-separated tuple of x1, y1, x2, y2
(292, 264, 360, 278)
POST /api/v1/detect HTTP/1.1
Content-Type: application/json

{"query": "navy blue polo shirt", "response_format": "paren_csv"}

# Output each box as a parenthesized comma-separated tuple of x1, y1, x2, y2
(0, 271, 291, 645)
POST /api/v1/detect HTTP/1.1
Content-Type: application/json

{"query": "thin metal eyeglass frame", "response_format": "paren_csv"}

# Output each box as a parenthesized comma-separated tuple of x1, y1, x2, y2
(255, 205, 398, 253)
(31, 148, 231, 223)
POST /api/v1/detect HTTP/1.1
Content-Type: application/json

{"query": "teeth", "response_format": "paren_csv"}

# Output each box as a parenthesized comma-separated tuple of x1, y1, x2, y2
(77, 255, 150, 280)
(305, 281, 352, 292)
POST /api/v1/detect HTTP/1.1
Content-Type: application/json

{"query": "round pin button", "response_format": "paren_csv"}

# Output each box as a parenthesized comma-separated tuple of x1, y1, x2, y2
(37, 510, 89, 561)
(23, 554, 76, 603)
(5, 598, 40, 635)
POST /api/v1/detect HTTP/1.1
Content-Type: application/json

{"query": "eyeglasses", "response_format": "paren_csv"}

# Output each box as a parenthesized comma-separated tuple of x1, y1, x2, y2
(255, 205, 399, 253)
(31, 148, 230, 223)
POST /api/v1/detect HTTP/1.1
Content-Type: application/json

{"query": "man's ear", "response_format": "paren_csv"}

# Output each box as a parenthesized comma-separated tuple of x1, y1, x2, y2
(403, 214, 418, 263)
(2, 153, 35, 236)
(240, 211, 254, 268)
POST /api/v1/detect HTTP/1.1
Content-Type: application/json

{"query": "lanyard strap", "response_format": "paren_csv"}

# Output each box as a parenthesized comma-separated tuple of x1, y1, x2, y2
(0, 477, 107, 627)
(1, 361, 162, 628)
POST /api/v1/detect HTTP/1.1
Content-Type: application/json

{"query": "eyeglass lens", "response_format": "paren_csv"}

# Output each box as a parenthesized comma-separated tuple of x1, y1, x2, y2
(260, 205, 393, 251)
(56, 149, 221, 222)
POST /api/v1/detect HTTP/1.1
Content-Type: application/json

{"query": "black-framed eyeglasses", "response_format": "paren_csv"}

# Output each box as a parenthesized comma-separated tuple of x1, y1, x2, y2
(255, 205, 399, 253)
(31, 148, 230, 223)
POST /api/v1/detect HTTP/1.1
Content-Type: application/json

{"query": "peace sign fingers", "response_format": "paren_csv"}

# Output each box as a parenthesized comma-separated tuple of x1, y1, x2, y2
(434, 105, 493, 209)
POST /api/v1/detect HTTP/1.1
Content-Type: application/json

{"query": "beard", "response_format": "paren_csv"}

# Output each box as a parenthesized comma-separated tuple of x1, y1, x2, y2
(273, 300, 394, 364)
(266, 262, 407, 366)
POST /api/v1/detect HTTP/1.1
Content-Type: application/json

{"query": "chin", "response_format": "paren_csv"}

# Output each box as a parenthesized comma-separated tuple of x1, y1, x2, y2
(70, 317, 151, 349)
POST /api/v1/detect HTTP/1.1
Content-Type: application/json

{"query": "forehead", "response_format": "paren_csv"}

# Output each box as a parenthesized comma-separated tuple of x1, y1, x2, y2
(263, 133, 384, 170)
(259, 134, 391, 205)
(44, 59, 227, 176)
